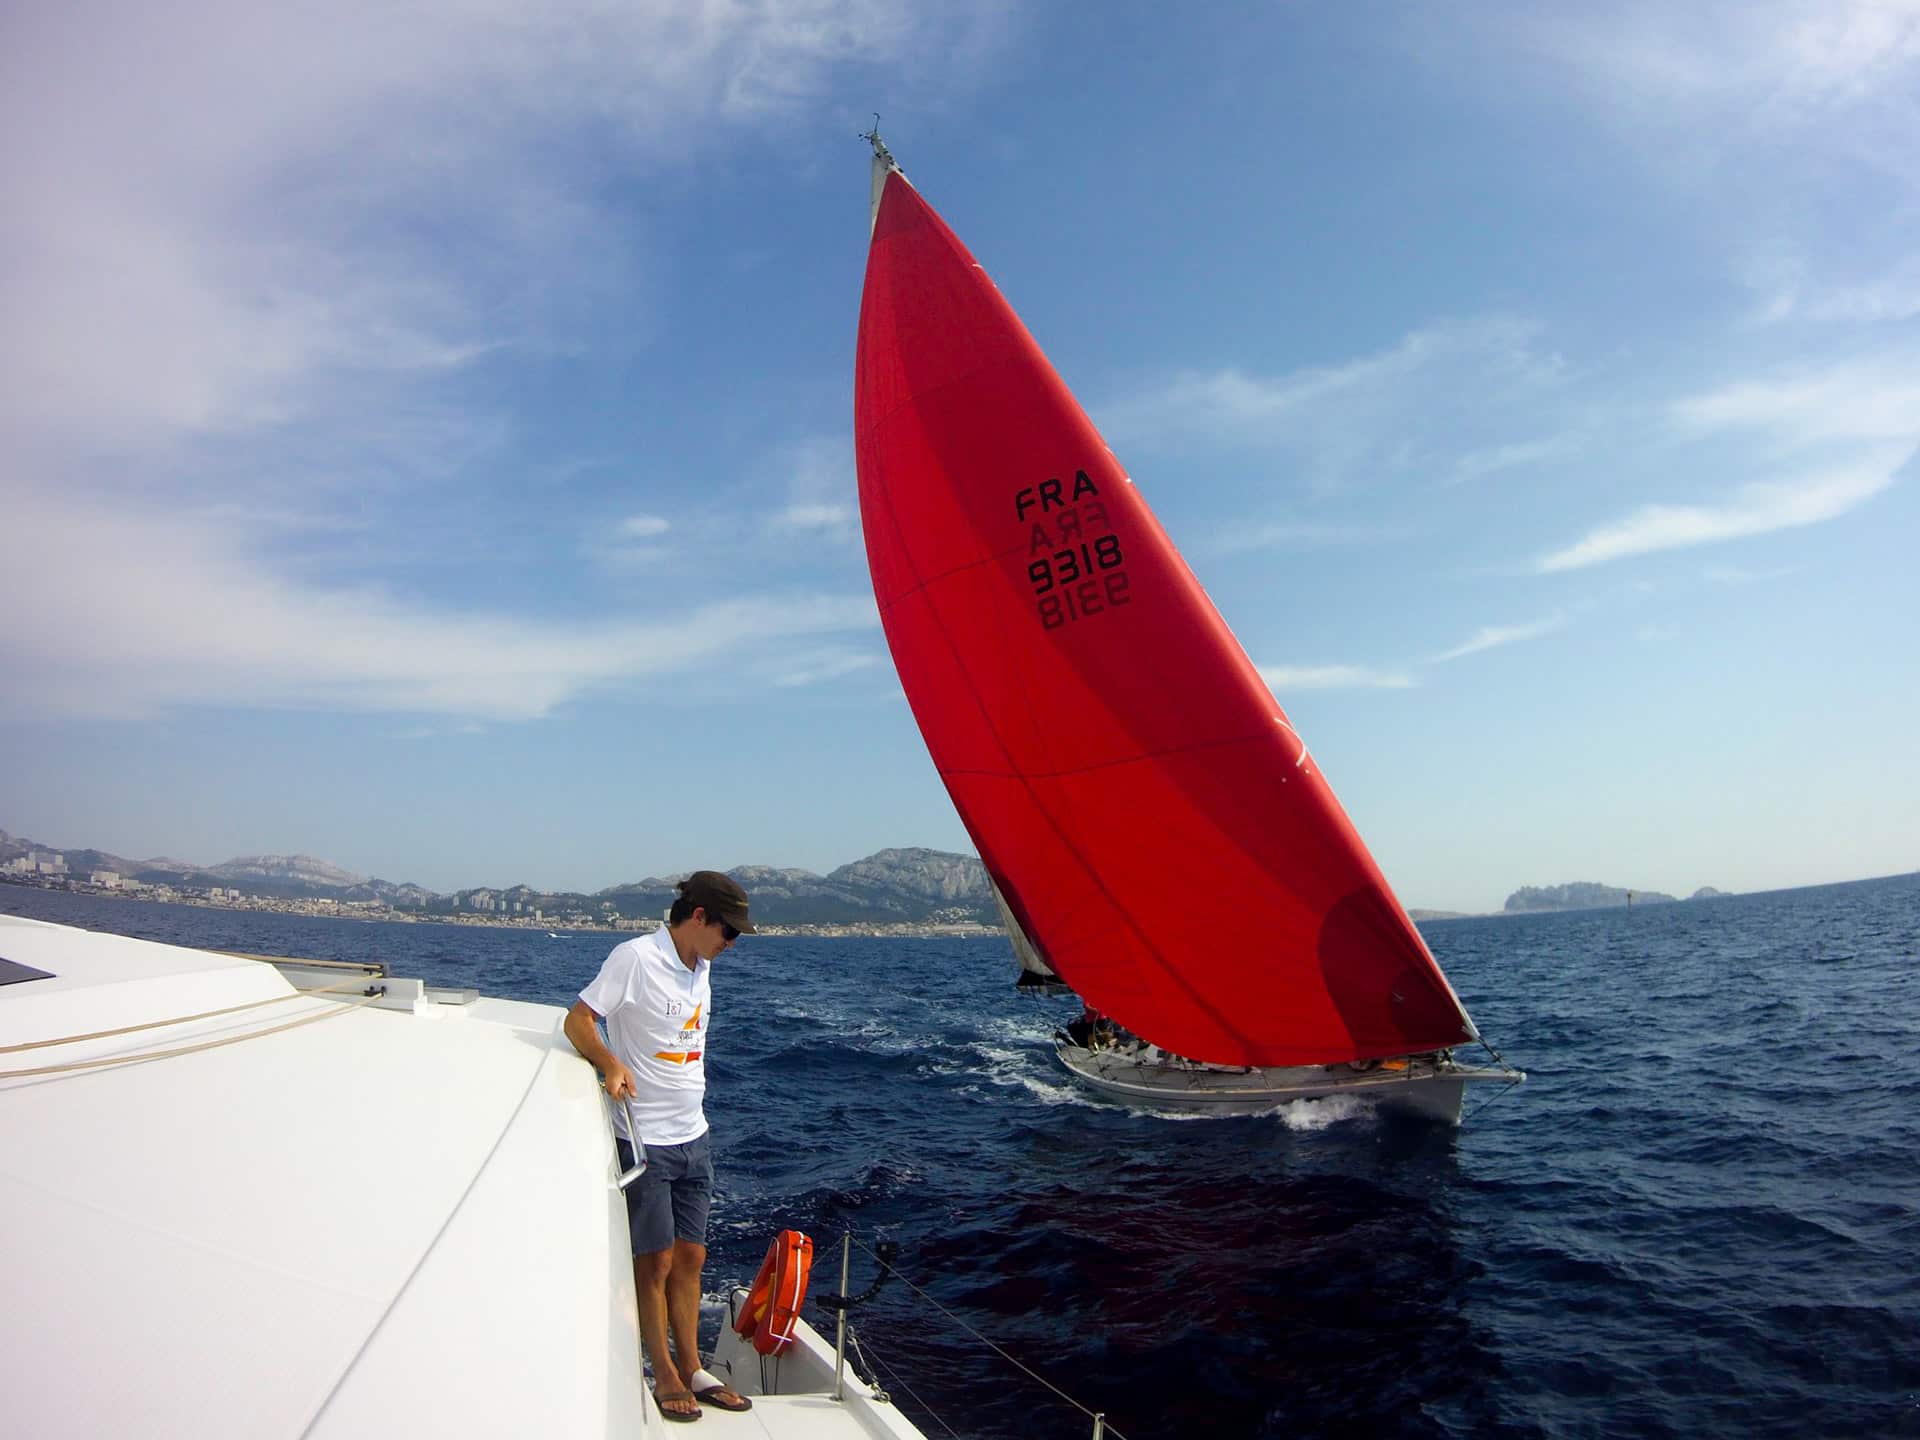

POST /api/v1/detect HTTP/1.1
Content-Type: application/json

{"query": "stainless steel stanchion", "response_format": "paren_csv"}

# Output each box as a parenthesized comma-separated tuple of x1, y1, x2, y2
(832, 1233, 852, 1400)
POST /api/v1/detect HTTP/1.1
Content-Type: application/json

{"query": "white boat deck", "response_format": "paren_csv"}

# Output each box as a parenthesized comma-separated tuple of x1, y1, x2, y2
(0, 915, 929, 1439)
(706, 1287, 929, 1440)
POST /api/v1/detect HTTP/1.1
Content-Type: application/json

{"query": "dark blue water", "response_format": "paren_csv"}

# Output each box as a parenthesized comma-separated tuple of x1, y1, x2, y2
(7, 874, 1917, 1438)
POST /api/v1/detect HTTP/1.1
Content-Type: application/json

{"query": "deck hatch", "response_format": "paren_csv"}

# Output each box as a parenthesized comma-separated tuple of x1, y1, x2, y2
(0, 956, 55, 986)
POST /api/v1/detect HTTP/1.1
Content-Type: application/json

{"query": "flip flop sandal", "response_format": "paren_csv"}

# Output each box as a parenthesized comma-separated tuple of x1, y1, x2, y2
(690, 1368, 753, 1412)
(653, 1388, 702, 1423)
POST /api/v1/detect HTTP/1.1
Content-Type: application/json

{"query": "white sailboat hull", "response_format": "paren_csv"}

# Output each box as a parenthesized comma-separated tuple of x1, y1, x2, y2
(1054, 1037, 1519, 1125)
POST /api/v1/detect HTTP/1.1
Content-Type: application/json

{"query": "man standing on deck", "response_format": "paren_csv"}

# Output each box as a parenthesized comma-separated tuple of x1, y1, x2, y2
(564, 871, 757, 1423)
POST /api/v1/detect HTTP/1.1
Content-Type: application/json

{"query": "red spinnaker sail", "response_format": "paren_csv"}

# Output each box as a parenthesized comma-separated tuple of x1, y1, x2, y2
(854, 165, 1474, 1067)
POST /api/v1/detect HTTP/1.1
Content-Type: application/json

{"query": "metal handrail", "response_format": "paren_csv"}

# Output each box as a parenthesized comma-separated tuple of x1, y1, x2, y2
(604, 1090, 647, 1188)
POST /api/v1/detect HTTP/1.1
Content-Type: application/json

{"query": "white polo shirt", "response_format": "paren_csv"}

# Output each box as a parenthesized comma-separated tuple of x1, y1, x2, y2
(578, 927, 711, 1147)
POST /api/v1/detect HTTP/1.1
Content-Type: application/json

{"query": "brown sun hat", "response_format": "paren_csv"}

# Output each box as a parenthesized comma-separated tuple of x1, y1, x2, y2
(679, 870, 755, 933)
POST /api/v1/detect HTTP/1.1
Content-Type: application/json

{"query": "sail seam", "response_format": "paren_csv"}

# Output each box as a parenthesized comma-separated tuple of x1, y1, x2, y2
(936, 731, 1277, 783)
(860, 336, 1248, 1040)
(864, 425, 1256, 1050)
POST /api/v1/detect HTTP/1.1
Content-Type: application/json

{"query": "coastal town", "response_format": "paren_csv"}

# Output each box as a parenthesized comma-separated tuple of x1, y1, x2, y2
(0, 848, 1002, 938)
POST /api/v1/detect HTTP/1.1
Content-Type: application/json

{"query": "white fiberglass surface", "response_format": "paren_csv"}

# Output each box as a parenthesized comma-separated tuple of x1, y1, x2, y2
(0, 921, 643, 1438)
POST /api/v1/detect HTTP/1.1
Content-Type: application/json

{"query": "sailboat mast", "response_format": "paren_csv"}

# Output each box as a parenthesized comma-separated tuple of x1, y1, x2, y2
(862, 118, 901, 235)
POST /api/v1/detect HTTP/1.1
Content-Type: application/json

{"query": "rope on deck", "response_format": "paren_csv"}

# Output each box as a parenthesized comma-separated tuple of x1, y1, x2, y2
(0, 989, 384, 1078)
(0, 975, 373, 1054)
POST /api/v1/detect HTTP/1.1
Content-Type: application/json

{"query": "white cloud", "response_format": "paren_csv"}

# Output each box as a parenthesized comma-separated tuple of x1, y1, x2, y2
(1675, 362, 1920, 445)
(764, 649, 882, 688)
(0, 2, 994, 725)
(1257, 665, 1415, 691)
(774, 503, 855, 532)
(0, 488, 878, 721)
(1504, 1, 1920, 130)
(0, 1, 1012, 451)
(1704, 562, 1804, 584)
(1535, 459, 1900, 572)
(1747, 254, 1920, 326)
(1101, 317, 1564, 491)
(586, 513, 676, 574)
(1430, 614, 1567, 662)
(766, 436, 859, 541)
(1213, 521, 1390, 554)
(1448, 437, 1574, 484)
(1467, 2, 1920, 318)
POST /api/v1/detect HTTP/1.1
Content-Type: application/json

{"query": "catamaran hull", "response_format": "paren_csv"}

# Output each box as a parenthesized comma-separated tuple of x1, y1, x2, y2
(1053, 1039, 1518, 1125)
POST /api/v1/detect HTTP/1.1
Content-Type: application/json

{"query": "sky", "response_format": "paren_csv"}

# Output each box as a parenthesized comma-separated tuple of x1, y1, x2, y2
(3, 1, 1916, 912)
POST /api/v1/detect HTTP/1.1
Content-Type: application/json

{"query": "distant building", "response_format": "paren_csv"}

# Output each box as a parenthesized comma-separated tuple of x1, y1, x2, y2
(91, 872, 121, 888)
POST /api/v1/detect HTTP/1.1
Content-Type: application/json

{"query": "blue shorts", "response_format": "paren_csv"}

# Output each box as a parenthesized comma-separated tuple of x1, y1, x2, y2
(616, 1131, 713, 1255)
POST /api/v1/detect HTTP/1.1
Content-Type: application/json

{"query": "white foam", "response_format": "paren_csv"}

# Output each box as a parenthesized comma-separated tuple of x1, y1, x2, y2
(1264, 1092, 1375, 1132)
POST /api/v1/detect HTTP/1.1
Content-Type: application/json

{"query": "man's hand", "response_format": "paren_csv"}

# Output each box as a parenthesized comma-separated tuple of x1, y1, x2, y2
(564, 1000, 634, 1101)
(602, 1060, 636, 1102)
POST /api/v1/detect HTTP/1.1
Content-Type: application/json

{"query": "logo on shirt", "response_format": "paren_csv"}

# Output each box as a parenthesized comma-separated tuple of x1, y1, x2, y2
(655, 1002, 705, 1064)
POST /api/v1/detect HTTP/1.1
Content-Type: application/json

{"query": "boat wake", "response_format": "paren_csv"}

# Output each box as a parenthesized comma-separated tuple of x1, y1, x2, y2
(1262, 1092, 1376, 1132)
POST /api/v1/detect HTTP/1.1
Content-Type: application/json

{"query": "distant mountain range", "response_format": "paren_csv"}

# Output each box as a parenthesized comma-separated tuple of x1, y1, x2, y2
(0, 828, 997, 926)
(2, 826, 1733, 924)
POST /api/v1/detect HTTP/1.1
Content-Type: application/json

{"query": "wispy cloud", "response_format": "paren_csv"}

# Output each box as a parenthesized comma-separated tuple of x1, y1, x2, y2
(767, 436, 859, 542)
(1535, 458, 1901, 572)
(1430, 614, 1567, 662)
(1257, 665, 1415, 691)
(764, 649, 882, 689)
(1745, 253, 1920, 327)
(586, 512, 677, 574)
(1536, 351, 1919, 573)
(1101, 316, 1565, 491)
(1675, 361, 1920, 445)
(0, 488, 878, 722)
(1470, 2, 1920, 329)
(0, 4, 993, 725)
(1704, 562, 1805, 584)
(1448, 436, 1575, 485)
(1501, 1, 1920, 138)
(0, 2, 1012, 452)
(1213, 521, 1392, 554)
(774, 503, 856, 533)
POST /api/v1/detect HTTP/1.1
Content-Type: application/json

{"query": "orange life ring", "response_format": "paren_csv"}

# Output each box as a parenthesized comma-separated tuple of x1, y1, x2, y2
(734, 1230, 813, 1355)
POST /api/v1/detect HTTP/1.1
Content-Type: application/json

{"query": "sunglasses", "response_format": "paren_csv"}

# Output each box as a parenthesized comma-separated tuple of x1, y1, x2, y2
(717, 919, 740, 943)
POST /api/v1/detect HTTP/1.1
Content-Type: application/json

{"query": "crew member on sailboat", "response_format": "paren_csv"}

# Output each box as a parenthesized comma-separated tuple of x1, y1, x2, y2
(564, 871, 758, 1422)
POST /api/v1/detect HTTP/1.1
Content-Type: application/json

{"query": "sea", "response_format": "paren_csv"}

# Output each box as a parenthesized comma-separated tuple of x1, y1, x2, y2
(4, 873, 1917, 1439)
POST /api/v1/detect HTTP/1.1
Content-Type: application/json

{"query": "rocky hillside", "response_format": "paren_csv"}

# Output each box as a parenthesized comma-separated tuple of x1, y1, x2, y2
(598, 848, 994, 925)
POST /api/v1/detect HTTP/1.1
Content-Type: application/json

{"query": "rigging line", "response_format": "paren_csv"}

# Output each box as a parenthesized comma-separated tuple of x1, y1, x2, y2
(847, 1234, 1132, 1440)
(0, 991, 383, 1079)
(1475, 1034, 1519, 1072)
(848, 1326, 962, 1440)
(298, 1018, 560, 1439)
(0, 976, 372, 1054)
(1462, 1078, 1525, 1126)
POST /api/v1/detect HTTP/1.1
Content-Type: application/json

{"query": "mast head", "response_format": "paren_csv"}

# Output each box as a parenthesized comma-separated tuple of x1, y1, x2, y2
(861, 114, 904, 235)
(860, 114, 896, 170)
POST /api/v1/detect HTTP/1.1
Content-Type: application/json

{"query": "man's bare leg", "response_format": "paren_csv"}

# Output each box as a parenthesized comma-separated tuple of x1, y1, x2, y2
(636, 1249, 697, 1419)
(666, 1238, 706, 1385)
